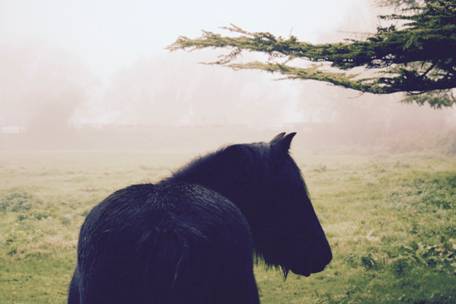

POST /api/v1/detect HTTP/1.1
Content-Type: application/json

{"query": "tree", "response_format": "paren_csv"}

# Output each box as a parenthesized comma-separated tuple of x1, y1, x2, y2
(169, 0, 456, 108)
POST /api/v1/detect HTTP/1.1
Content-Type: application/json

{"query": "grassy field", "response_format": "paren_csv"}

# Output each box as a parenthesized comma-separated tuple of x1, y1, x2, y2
(0, 150, 455, 304)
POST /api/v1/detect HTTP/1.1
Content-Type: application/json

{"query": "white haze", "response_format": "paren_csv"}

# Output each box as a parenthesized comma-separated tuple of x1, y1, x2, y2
(0, 0, 454, 151)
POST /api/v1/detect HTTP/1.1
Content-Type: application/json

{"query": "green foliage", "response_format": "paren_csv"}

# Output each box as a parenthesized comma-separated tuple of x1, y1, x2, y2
(170, 0, 456, 107)
(360, 254, 379, 270)
(396, 240, 456, 273)
(379, 0, 419, 6)
(0, 191, 35, 212)
(411, 173, 456, 210)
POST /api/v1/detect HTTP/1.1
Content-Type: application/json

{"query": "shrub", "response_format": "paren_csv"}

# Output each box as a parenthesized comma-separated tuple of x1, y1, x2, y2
(0, 191, 34, 212)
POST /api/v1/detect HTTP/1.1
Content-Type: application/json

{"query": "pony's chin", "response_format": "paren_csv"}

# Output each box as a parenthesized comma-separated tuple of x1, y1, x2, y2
(290, 268, 311, 277)
(290, 260, 330, 276)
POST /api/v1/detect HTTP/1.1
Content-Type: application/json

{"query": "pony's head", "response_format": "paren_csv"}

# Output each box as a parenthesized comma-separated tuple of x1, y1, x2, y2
(171, 132, 332, 276)
(221, 132, 332, 276)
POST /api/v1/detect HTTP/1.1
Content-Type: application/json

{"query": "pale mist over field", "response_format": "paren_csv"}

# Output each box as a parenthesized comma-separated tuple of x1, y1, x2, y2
(0, 0, 455, 153)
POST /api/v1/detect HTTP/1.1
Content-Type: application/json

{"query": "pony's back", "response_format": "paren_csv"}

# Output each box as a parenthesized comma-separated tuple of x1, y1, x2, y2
(71, 182, 259, 304)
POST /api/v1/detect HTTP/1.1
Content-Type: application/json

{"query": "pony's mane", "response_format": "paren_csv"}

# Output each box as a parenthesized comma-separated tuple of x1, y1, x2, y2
(168, 143, 268, 183)
(167, 147, 225, 183)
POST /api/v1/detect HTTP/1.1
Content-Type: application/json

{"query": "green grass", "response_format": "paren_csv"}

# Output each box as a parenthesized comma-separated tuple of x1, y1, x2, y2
(0, 150, 455, 304)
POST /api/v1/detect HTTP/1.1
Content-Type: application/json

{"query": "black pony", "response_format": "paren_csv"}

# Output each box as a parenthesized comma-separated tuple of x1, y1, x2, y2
(68, 132, 332, 304)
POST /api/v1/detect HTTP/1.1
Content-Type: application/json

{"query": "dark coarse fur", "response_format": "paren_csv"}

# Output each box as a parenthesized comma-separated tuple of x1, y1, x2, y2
(69, 133, 332, 304)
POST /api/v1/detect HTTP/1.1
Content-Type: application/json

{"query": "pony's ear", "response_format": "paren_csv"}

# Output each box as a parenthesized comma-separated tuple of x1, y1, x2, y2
(271, 132, 296, 154)
(270, 132, 286, 144)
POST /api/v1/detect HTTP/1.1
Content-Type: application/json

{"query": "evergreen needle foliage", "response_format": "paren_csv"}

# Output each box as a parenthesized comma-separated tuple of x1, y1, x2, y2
(170, 0, 456, 108)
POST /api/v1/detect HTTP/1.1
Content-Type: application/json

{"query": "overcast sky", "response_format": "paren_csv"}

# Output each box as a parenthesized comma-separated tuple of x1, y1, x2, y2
(0, 0, 376, 81)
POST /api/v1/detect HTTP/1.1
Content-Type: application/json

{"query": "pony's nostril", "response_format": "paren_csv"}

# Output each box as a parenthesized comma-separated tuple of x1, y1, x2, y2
(311, 247, 332, 273)
(311, 258, 330, 273)
(321, 249, 332, 267)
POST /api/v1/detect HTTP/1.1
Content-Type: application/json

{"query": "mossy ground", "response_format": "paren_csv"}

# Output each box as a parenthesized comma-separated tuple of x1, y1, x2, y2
(0, 150, 455, 304)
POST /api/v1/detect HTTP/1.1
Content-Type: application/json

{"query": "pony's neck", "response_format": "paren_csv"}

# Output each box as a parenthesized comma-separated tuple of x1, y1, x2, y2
(169, 151, 230, 197)
(168, 149, 269, 256)
(166, 147, 267, 233)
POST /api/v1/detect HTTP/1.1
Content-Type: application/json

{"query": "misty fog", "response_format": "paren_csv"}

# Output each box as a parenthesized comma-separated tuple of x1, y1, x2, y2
(0, 0, 455, 152)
